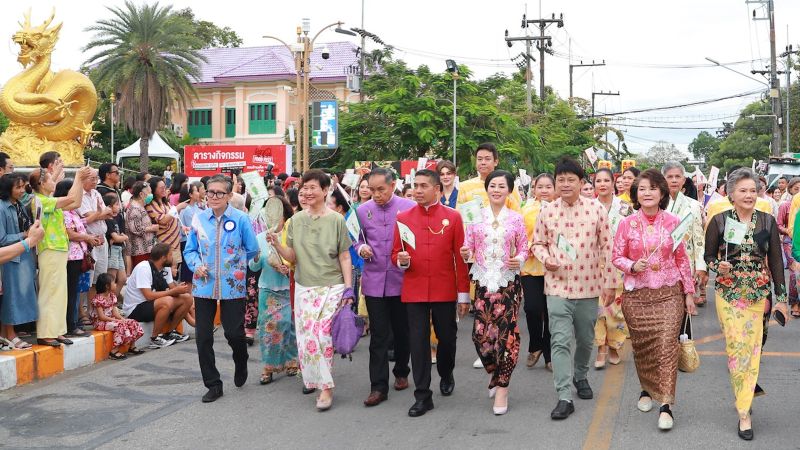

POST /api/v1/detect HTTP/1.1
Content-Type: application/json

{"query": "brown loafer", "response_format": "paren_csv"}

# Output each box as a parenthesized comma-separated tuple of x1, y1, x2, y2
(394, 377, 409, 391)
(363, 391, 388, 407)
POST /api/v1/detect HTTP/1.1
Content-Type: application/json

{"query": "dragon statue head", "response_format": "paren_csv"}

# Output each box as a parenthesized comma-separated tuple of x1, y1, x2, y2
(13, 9, 62, 68)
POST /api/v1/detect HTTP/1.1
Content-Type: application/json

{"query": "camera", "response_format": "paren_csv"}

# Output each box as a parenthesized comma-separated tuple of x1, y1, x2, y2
(321, 46, 330, 60)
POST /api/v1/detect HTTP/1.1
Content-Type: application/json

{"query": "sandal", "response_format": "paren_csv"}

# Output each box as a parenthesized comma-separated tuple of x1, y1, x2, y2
(127, 347, 145, 355)
(66, 328, 88, 337)
(10, 337, 32, 349)
(37, 339, 61, 347)
(608, 349, 622, 365)
(287, 367, 299, 377)
(108, 352, 127, 360)
(55, 337, 73, 345)
(80, 317, 93, 326)
(260, 373, 273, 385)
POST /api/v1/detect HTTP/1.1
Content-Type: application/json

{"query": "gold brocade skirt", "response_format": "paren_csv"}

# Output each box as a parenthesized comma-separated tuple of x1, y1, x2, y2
(621, 284, 685, 404)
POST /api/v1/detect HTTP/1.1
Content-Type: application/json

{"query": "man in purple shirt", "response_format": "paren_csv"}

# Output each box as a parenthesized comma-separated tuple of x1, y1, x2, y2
(356, 167, 416, 407)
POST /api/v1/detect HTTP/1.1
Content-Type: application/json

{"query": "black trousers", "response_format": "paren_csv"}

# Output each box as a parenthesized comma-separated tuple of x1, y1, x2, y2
(195, 297, 249, 389)
(521, 275, 551, 363)
(365, 295, 411, 394)
(66, 260, 83, 332)
(406, 301, 457, 402)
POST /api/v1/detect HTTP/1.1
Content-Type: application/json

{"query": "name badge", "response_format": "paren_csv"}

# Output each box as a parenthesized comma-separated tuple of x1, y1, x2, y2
(224, 220, 236, 232)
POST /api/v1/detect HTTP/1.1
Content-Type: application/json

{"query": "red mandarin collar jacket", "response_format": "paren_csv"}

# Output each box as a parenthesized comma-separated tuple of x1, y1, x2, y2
(391, 202, 470, 303)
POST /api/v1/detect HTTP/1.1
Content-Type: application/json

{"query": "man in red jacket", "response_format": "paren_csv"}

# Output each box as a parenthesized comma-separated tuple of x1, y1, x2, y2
(392, 169, 470, 417)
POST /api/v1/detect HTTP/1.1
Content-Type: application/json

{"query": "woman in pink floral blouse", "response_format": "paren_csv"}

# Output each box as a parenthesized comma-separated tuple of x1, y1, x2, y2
(611, 168, 696, 431)
(461, 170, 528, 416)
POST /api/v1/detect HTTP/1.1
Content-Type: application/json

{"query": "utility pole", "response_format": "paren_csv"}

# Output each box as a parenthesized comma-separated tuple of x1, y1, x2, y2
(780, 43, 799, 153)
(569, 60, 605, 100)
(505, 27, 549, 113)
(359, 0, 365, 103)
(749, 0, 782, 156)
(591, 91, 620, 118)
(526, 13, 563, 102)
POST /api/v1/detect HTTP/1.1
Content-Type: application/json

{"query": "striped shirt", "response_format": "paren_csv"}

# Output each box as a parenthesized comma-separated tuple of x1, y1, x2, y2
(146, 200, 180, 250)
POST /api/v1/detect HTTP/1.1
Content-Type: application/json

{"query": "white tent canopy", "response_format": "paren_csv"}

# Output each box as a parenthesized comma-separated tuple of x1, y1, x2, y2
(115, 132, 181, 168)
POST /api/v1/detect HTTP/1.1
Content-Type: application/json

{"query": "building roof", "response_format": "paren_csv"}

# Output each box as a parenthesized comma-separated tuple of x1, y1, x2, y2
(193, 41, 358, 87)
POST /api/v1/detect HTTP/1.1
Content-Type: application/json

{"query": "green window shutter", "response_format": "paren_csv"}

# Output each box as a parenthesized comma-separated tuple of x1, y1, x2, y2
(225, 108, 236, 138)
(248, 102, 277, 135)
(187, 108, 212, 138)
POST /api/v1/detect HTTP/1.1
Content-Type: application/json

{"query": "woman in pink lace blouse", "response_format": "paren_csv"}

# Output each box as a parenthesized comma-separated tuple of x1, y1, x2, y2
(611, 169, 696, 431)
(461, 170, 528, 416)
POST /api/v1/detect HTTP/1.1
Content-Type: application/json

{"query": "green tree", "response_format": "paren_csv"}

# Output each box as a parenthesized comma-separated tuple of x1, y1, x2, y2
(337, 56, 601, 176)
(638, 141, 686, 169)
(0, 110, 8, 134)
(172, 7, 243, 49)
(688, 131, 720, 162)
(83, 1, 206, 172)
(710, 100, 772, 173)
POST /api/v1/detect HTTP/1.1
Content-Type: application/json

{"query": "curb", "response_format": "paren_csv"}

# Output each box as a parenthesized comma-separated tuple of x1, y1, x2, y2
(0, 305, 220, 391)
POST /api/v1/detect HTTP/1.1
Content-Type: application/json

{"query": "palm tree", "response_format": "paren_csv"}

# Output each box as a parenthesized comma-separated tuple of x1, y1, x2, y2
(83, 1, 205, 172)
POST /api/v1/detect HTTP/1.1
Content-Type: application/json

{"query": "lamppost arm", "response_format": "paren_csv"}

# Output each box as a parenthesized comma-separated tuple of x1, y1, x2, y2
(262, 35, 295, 55)
(311, 22, 345, 46)
(705, 57, 769, 86)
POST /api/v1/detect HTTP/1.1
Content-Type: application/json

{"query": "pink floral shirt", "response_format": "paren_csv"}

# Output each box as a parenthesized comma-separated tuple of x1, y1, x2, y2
(63, 210, 88, 261)
(611, 210, 695, 294)
(464, 207, 528, 293)
(532, 196, 616, 299)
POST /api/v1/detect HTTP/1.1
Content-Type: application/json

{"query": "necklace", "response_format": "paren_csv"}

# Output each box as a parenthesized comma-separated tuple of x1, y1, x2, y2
(637, 210, 664, 271)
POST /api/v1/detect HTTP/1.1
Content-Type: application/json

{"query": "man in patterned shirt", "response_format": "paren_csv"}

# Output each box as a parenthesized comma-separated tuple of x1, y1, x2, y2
(663, 161, 707, 311)
(532, 157, 616, 420)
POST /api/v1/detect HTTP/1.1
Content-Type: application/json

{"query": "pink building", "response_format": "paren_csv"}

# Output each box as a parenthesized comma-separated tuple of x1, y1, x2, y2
(170, 41, 359, 146)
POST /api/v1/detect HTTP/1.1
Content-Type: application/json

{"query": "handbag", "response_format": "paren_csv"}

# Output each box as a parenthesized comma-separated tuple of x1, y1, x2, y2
(331, 304, 365, 360)
(677, 314, 700, 373)
(81, 244, 95, 272)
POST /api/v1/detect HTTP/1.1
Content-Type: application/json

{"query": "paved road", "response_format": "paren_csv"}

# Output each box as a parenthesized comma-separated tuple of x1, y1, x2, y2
(1, 285, 799, 449)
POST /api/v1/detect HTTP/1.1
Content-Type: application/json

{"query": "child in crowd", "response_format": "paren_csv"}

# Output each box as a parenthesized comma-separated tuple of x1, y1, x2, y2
(91, 273, 144, 360)
(103, 193, 128, 300)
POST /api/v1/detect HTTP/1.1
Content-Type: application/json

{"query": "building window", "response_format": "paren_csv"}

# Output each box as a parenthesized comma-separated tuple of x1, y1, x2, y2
(187, 109, 212, 138)
(225, 108, 236, 138)
(248, 103, 276, 135)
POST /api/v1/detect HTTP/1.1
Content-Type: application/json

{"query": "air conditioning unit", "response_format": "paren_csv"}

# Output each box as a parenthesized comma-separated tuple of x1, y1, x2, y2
(173, 124, 184, 138)
(347, 74, 361, 92)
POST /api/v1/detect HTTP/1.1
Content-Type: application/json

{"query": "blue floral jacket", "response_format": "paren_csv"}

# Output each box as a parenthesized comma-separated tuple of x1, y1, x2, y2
(184, 205, 259, 300)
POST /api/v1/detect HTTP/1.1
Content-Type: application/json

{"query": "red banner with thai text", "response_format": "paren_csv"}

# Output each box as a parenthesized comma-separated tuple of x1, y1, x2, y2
(184, 145, 291, 177)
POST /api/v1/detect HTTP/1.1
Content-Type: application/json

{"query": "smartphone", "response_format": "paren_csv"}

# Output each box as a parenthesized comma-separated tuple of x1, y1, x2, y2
(35, 204, 42, 221)
(774, 310, 786, 327)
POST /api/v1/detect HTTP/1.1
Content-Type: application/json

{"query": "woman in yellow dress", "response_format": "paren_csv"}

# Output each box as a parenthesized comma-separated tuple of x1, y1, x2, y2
(593, 168, 632, 368)
(617, 167, 640, 204)
(520, 173, 555, 370)
(702, 168, 789, 441)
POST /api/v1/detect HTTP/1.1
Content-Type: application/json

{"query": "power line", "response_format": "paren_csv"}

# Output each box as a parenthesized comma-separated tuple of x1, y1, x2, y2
(617, 123, 724, 130)
(596, 89, 764, 116)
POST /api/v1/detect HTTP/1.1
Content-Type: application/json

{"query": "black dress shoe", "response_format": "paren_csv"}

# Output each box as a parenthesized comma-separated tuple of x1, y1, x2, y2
(302, 386, 317, 395)
(551, 400, 575, 420)
(440, 374, 455, 396)
(408, 399, 434, 417)
(738, 420, 754, 440)
(573, 378, 593, 399)
(202, 386, 223, 403)
(234, 363, 248, 387)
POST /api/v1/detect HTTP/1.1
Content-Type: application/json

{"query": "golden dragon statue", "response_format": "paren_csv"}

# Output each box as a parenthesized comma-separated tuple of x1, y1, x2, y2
(0, 10, 98, 166)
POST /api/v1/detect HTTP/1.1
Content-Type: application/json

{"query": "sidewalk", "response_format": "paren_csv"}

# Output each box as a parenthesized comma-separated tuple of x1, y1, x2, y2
(0, 318, 204, 391)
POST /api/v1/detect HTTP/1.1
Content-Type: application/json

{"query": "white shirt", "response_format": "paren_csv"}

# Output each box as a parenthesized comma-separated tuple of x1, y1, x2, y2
(122, 260, 174, 315)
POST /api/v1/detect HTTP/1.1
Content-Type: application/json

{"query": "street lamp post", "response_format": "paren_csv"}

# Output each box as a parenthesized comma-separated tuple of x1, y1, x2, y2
(100, 91, 119, 163)
(446, 59, 458, 166)
(264, 21, 354, 172)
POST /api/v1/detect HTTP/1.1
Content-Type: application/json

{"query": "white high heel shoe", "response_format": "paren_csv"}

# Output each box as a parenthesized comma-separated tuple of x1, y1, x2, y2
(489, 387, 497, 398)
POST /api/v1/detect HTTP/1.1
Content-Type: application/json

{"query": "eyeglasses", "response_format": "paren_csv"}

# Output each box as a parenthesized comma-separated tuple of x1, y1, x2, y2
(206, 190, 228, 199)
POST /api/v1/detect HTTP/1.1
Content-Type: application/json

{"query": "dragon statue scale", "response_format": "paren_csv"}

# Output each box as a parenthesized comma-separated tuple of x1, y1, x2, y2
(0, 10, 98, 166)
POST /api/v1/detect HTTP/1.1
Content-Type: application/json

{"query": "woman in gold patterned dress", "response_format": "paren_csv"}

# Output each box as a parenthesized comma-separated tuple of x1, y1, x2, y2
(702, 168, 789, 441)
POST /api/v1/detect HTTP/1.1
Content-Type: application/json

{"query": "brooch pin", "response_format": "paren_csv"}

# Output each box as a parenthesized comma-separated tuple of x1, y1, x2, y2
(428, 218, 450, 235)
(367, 210, 373, 220)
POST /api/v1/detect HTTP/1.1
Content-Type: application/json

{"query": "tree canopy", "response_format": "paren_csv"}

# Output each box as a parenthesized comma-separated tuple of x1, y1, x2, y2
(335, 53, 612, 177)
(83, 1, 206, 172)
(172, 7, 243, 49)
